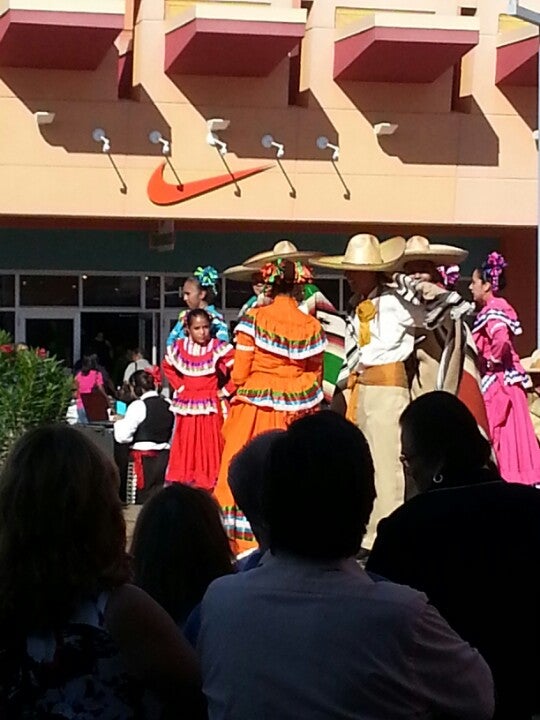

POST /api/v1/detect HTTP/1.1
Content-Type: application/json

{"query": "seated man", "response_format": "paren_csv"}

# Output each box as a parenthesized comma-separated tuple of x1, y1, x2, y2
(198, 411, 494, 720)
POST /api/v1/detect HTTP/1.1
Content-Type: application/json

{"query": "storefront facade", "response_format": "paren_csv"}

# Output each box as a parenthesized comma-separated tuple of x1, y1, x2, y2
(0, 0, 538, 363)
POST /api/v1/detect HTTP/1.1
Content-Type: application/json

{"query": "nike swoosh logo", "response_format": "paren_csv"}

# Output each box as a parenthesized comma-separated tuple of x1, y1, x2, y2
(147, 162, 273, 206)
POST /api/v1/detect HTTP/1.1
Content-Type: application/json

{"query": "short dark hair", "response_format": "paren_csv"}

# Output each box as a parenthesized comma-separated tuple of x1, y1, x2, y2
(400, 391, 491, 479)
(186, 308, 211, 328)
(131, 484, 234, 624)
(130, 369, 155, 396)
(264, 411, 375, 560)
(0, 425, 129, 633)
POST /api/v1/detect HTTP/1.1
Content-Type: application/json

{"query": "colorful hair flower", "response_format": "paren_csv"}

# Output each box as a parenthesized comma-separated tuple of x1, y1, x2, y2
(261, 260, 283, 285)
(144, 365, 162, 386)
(194, 265, 219, 290)
(294, 261, 313, 285)
(437, 265, 460, 290)
(482, 252, 507, 293)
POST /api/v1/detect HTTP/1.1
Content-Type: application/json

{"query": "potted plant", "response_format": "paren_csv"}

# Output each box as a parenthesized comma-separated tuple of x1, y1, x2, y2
(0, 330, 74, 465)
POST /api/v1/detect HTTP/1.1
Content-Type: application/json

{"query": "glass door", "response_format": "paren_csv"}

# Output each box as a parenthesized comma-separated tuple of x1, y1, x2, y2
(17, 309, 80, 368)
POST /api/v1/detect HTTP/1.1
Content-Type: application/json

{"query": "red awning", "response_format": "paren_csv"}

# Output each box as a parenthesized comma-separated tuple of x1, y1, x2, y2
(496, 30, 539, 87)
(165, 4, 306, 77)
(334, 12, 479, 83)
(0, 7, 123, 70)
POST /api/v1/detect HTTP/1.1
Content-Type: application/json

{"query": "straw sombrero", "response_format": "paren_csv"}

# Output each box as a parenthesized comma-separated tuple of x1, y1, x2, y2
(222, 265, 263, 282)
(243, 240, 322, 269)
(312, 234, 406, 272)
(401, 236, 468, 267)
(521, 350, 540, 375)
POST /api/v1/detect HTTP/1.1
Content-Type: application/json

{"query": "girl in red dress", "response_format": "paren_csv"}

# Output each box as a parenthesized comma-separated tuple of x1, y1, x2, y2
(162, 308, 234, 491)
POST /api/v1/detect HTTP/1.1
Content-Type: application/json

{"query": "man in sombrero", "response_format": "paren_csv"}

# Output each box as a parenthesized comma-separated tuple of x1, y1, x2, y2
(314, 235, 473, 552)
(401, 236, 489, 439)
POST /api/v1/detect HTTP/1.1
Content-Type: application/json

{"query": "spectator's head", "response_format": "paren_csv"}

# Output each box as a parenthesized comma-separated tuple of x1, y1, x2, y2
(400, 391, 493, 493)
(80, 353, 99, 375)
(131, 485, 234, 624)
(264, 412, 375, 561)
(131, 347, 145, 361)
(0, 425, 129, 632)
(228, 430, 285, 550)
(130, 368, 156, 397)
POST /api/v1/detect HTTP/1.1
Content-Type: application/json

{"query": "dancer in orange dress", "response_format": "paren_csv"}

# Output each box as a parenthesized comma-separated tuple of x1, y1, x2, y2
(215, 259, 326, 553)
(162, 309, 234, 492)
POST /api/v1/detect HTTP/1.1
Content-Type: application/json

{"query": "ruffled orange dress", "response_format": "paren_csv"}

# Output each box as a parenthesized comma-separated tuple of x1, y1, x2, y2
(216, 295, 326, 553)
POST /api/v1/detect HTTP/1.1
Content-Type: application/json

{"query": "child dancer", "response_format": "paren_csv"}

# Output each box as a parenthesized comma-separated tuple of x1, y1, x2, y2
(167, 265, 229, 347)
(163, 309, 234, 491)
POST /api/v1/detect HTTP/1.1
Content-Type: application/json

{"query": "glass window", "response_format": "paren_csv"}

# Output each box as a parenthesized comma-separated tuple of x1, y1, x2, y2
(164, 276, 188, 308)
(83, 276, 140, 307)
(145, 276, 160, 309)
(20, 275, 78, 306)
(0, 275, 14, 307)
(312, 278, 341, 310)
(0, 311, 14, 336)
(225, 279, 255, 310)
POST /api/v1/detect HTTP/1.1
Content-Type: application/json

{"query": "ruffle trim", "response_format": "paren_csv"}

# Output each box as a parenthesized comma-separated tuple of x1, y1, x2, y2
(236, 381, 323, 411)
(167, 339, 233, 376)
(473, 308, 523, 336)
(235, 315, 326, 360)
(221, 505, 254, 542)
(481, 369, 532, 394)
(169, 397, 219, 416)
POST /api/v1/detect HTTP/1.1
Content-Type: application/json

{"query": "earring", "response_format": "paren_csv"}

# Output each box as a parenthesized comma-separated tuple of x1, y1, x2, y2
(433, 473, 444, 484)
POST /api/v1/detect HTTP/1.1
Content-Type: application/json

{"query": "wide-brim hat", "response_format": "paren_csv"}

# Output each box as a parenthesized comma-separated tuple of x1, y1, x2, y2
(312, 234, 406, 272)
(222, 264, 263, 282)
(521, 350, 540, 375)
(401, 235, 468, 267)
(243, 240, 322, 269)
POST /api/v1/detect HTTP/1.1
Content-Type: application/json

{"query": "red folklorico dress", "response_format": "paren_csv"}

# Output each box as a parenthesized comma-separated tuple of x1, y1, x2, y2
(162, 337, 234, 491)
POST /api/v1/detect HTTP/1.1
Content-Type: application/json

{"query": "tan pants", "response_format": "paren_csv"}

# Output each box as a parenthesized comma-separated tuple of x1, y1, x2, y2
(354, 383, 410, 549)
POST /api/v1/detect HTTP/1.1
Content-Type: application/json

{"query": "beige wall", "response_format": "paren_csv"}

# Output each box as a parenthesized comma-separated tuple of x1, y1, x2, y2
(0, 0, 537, 226)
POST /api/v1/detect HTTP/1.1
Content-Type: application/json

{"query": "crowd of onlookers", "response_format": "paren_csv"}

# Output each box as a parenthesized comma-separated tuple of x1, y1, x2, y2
(0, 391, 539, 719)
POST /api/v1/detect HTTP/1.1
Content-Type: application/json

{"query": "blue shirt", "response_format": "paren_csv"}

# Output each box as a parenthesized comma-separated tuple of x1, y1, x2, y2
(166, 305, 229, 347)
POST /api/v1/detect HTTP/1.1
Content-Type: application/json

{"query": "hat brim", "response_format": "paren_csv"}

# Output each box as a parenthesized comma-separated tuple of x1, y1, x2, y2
(222, 265, 261, 282)
(244, 250, 323, 268)
(312, 236, 405, 272)
(521, 357, 540, 374)
(401, 245, 468, 267)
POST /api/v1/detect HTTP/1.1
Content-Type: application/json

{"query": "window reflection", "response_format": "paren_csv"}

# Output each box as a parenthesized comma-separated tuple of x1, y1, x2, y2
(20, 275, 78, 306)
(83, 276, 140, 307)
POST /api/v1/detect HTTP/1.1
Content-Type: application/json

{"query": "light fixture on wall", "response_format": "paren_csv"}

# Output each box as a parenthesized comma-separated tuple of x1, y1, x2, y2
(92, 128, 111, 153)
(34, 111, 55, 126)
(149, 130, 171, 155)
(206, 118, 230, 155)
(373, 122, 399, 137)
(261, 134, 285, 158)
(316, 135, 340, 161)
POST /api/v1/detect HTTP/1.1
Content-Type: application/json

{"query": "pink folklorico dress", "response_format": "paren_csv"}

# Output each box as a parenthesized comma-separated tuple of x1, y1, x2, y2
(473, 296, 540, 485)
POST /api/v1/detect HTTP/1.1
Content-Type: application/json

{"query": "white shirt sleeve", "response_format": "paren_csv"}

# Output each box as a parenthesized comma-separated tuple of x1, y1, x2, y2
(113, 400, 146, 445)
(410, 601, 495, 720)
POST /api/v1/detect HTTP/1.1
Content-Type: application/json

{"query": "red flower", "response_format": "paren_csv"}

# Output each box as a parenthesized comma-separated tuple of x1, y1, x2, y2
(36, 348, 48, 359)
(0, 344, 14, 353)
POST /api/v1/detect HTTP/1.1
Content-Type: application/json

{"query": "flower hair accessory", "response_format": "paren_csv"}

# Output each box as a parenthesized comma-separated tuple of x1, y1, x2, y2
(482, 252, 507, 292)
(194, 265, 219, 290)
(144, 365, 162, 386)
(260, 259, 313, 285)
(437, 265, 460, 290)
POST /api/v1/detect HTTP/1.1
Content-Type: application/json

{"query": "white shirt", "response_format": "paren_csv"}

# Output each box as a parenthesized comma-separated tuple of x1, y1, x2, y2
(351, 289, 425, 366)
(199, 553, 494, 720)
(123, 358, 151, 384)
(113, 391, 171, 450)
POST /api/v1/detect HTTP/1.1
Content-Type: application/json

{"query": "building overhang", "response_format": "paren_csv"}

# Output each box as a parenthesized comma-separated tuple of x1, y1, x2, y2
(334, 12, 479, 83)
(496, 26, 539, 87)
(0, 0, 124, 70)
(165, 3, 306, 77)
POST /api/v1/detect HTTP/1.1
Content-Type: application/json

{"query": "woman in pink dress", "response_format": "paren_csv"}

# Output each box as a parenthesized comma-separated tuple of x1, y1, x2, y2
(470, 252, 540, 485)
